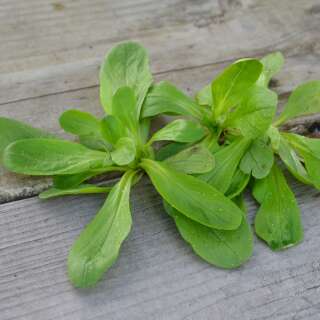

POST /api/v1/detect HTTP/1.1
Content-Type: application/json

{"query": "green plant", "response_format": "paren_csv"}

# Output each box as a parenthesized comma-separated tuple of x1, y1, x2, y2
(1, 43, 320, 288)
(0, 42, 244, 288)
(142, 51, 320, 260)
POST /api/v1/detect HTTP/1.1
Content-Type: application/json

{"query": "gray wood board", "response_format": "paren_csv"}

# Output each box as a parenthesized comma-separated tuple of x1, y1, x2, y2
(0, 0, 319, 104)
(0, 177, 320, 320)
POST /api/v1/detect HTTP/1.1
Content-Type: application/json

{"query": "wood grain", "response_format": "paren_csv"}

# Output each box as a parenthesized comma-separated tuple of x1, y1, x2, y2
(0, 0, 319, 104)
(0, 177, 320, 320)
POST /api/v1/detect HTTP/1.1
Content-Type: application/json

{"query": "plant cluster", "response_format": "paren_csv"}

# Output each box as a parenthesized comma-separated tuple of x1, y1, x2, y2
(1, 42, 320, 288)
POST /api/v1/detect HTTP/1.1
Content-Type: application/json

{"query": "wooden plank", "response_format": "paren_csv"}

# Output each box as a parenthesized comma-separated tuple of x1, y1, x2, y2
(0, 0, 319, 104)
(1, 51, 320, 204)
(0, 177, 320, 320)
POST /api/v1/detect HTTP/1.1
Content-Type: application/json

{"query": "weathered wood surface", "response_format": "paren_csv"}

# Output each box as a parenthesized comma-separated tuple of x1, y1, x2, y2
(1, 0, 320, 203)
(1, 0, 320, 319)
(0, 177, 320, 320)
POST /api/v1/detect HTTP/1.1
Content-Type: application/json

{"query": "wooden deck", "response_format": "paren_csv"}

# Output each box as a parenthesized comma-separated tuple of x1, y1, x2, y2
(0, 1, 320, 319)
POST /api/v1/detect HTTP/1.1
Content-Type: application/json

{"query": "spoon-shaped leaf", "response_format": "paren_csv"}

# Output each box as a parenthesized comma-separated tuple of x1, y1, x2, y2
(253, 163, 303, 250)
(68, 170, 136, 287)
(212, 59, 262, 117)
(3, 139, 111, 175)
(100, 42, 152, 115)
(164, 144, 215, 174)
(111, 137, 136, 166)
(141, 159, 242, 230)
(164, 196, 253, 269)
(149, 119, 206, 144)
(142, 81, 203, 119)
(0, 117, 54, 161)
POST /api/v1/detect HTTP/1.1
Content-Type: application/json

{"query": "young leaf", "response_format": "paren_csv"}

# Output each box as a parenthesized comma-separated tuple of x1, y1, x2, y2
(101, 115, 127, 146)
(111, 87, 139, 136)
(100, 42, 152, 115)
(164, 144, 215, 174)
(149, 119, 206, 144)
(59, 110, 110, 151)
(275, 81, 320, 125)
(200, 138, 251, 193)
(3, 139, 111, 175)
(163, 196, 253, 269)
(212, 59, 263, 117)
(0, 117, 54, 160)
(141, 159, 242, 230)
(142, 81, 203, 119)
(226, 169, 250, 199)
(225, 85, 277, 139)
(267, 125, 281, 151)
(39, 184, 112, 199)
(240, 138, 274, 179)
(253, 164, 303, 250)
(79, 135, 111, 152)
(282, 133, 320, 188)
(59, 110, 101, 136)
(111, 137, 136, 166)
(68, 170, 136, 287)
(257, 52, 284, 87)
(277, 135, 311, 185)
(195, 84, 213, 107)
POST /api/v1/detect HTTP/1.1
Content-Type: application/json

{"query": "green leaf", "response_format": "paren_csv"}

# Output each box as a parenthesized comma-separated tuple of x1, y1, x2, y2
(68, 170, 136, 287)
(253, 163, 303, 250)
(267, 125, 281, 151)
(195, 84, 212, 107)
(257, 52, 284, 87)
(139, 118, 151, 144)
(112, 87, 139, 136)
(142, 81, 203, 119)
(39, 184, 112, 199)
(155, 142, 190, 161)
(141, 159, 242, 230)
(163, 196, 253, 269)
(59, 110, 110, 151)
(200, 138, 251, 193)
(212, 59, 263, 117)
(277, 135, 311, 185)
(111, 137, 136, 166)
(149, 119, 206, 144)
(275, 81, 320, 125)
(240, 138, 274, 179)
(0, 117, 54, 161)
(53, 166, 124, 189)
(100, 42, 152, 115)
(101, 115, 127, 146)
(164, 144, 215, 174)
(53, 172, 100, 189)
(78, 135, 111, 152)
(226, 169, 250, 199)
(3, 139, 111, 175)
(59, 110, 101, 136)
(225, 85, 277, 139)
(282, 133, 320, 188)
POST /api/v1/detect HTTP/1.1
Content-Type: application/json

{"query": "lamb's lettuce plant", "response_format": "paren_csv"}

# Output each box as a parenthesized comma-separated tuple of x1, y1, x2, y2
(0, 42, 244, 288)
(142, 51, 320, 257)
(1, 42, 320, 288)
